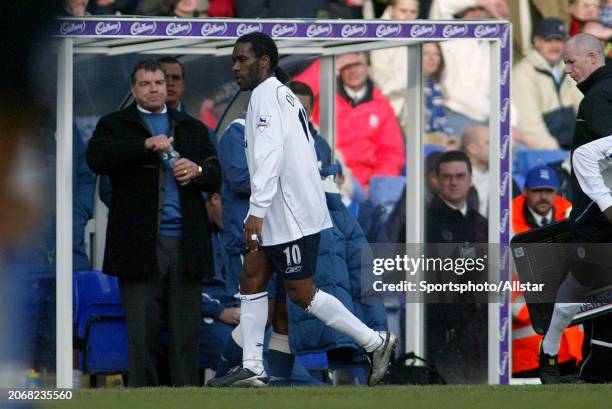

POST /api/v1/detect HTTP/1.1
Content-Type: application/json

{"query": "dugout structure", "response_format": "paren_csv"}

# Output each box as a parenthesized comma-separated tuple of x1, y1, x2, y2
(52, 17, 512, 387)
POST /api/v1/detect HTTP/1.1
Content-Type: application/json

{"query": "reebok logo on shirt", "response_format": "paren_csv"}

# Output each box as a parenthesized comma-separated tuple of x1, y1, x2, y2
(286, 266, 303, 274)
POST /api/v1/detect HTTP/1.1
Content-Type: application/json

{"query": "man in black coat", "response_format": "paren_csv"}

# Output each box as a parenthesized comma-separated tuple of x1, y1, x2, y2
(86, 60, 221, 387)
(425, 150, 489, 384)
(539, 33, 612, 384)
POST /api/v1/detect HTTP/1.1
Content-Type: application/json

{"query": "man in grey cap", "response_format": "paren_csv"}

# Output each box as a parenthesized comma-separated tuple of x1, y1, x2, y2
(513, 17, 584, 150)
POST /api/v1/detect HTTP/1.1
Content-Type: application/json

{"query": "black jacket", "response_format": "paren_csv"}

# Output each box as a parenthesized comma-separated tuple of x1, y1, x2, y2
(426, 195, 488, 244)
(569, 64, 612, 242)
(425, 196, 488, 305)
(86, 103, 221, 279)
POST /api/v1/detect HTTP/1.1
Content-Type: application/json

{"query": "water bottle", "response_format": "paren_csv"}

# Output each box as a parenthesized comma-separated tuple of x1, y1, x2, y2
(160, 145, 189, 186)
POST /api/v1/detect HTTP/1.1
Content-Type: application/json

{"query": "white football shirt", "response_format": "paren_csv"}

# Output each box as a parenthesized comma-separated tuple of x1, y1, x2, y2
(572, 134, 612, 213)
(245, 76, 332, 246)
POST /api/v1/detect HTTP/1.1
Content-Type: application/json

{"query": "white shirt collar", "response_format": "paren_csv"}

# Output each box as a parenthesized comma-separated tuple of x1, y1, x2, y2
(257, 76, 278, 90)
(527, 206, 553, 227)
(441, 197, 468, 216)
(343, 85, 367, 103)
(551, 64, 563, 84)
(137, 104, 167, 114)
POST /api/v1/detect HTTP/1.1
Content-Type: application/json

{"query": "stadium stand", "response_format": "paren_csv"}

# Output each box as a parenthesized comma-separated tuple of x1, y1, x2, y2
(513, 149, 570, 180)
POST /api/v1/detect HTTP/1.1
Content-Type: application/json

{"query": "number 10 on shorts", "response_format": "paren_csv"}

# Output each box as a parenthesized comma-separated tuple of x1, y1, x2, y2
(283, 244, 302, 274)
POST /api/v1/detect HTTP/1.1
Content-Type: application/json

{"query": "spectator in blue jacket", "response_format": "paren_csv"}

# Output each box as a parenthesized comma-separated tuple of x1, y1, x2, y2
(216, 115, 250, 290)
(24, 115, 96, 373)
(200, 191, 241, 371)
(26, 121, 96, 273)
(328, 182, 388, 334)
(288, 175, 388, 359)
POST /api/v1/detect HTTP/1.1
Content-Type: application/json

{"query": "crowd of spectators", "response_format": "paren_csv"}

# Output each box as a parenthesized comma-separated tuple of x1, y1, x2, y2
(51, 0, 612, 385)
(60, 0, 235, 17)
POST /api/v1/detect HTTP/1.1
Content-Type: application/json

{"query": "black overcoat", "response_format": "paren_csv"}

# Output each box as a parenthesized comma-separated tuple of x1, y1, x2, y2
(86, 103, 221, 279)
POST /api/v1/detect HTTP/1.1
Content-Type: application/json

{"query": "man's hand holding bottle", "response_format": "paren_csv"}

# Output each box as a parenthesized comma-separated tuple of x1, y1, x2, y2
(145, 134, 201, 185)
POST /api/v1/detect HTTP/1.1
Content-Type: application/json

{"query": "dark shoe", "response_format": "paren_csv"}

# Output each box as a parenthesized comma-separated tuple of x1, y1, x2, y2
(206, 366, 268, 388)
(539, 343, 561, 384)
(367, 332, 398, 386)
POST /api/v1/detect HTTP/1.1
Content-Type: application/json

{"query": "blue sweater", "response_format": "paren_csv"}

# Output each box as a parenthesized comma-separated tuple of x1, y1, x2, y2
(202, 224, 240, 319)
(140, 111, 183, 237)
(217, 118, 251, 257)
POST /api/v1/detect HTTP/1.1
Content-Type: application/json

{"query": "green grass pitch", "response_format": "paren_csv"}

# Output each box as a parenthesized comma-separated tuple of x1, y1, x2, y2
(43, 385, 612, 409)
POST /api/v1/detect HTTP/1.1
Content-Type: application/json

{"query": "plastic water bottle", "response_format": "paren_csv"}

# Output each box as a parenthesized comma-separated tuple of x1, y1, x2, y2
(160, 145, 189, 186)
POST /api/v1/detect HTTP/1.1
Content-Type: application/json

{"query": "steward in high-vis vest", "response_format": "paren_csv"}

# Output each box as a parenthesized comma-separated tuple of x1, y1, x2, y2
(511, 165, 582, 375)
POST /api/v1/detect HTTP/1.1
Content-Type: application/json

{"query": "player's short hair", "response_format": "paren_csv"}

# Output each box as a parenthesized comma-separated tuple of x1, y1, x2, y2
(288, 81, 314, 106)
(436, 150, 472, 175)
(236, 32, 290, 83)
(131, 59, 165, 85)
(158, 56, 185, 80)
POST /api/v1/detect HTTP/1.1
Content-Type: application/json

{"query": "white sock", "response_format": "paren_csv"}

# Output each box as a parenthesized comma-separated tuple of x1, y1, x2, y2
(269, 332, 291, 354)
(542, 302, 580, 355)
(542, 272, 590, 355)
(231, 324, 243, 347)
(240, 291, 268, 374)
(306, 289, 382, 352)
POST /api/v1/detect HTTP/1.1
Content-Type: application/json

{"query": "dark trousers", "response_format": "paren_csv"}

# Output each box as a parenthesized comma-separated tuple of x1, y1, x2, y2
(119, 236, 201, 387)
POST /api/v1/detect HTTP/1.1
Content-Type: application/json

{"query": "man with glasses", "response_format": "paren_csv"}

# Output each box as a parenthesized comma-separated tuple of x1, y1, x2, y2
(425, 150, 488, 383)
(426, 150, 488, 244)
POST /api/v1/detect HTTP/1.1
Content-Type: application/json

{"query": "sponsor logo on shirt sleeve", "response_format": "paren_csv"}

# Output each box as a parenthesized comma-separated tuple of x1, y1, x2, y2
(257, 115, 271, 131)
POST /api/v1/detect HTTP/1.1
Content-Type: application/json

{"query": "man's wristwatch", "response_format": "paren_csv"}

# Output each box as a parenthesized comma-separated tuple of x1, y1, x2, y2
(197, 165, 203, 177)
